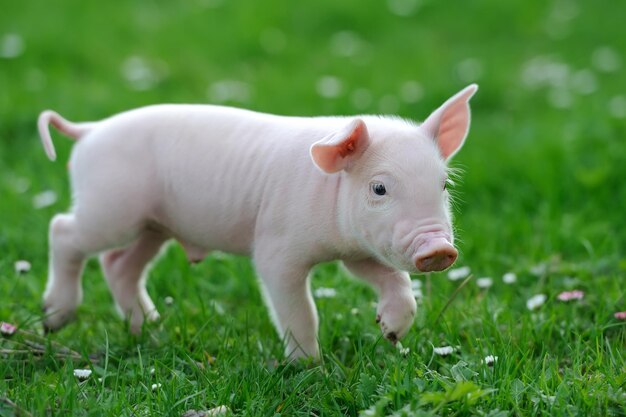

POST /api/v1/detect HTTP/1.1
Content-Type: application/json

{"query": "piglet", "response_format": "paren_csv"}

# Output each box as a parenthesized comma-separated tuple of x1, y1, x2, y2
(37, 84, 478, 358)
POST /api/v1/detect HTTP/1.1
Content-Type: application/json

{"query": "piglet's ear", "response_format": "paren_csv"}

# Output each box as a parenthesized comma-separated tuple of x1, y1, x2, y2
(421, 84, 478, 160)
(310, 119, 370, 173)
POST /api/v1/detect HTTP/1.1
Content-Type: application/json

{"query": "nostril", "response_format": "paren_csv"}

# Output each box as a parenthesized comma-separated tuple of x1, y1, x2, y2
(416, 248, 458, 272)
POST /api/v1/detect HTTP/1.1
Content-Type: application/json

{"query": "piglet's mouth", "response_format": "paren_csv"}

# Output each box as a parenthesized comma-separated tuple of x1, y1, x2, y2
(413, 237, 458, 272)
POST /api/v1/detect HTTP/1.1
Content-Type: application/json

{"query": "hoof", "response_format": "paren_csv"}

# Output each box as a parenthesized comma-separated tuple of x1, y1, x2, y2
(385, 332, 398, 344)
(42, 323, 53, 335)
(42, 304, 76, 333)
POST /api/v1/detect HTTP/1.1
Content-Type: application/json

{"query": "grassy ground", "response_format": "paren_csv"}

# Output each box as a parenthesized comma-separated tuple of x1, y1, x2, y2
(1, 0, 625, 415)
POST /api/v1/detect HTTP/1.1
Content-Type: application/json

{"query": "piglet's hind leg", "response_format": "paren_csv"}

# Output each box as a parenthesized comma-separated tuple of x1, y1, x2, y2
(100, 229, 168, 334)
(43, 214, 87, 332)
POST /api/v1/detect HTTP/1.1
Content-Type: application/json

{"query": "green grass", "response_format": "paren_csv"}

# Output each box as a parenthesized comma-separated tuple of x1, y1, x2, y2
(1, 0, 625, 415)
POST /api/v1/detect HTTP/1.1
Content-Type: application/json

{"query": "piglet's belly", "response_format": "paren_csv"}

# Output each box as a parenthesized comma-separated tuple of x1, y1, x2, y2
(151, 203, 257, 261)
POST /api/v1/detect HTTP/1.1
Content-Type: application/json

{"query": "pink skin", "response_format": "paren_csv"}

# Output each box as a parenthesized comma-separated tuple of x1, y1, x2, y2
(37, 84, 477, 359)
(413, 236, 458, 272)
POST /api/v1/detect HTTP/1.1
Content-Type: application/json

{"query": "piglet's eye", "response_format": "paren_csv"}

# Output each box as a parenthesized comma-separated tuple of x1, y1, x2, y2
(371, 182, 386, 196)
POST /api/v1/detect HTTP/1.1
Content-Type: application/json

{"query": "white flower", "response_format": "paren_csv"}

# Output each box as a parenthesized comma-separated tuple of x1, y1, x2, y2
(592, 46, 621, 73)
(396, 342, 410, 356)
(456, 58, 484, 83)
(14, 260, 31, 273)
(121, 56, 168, 91)
(207, 405, 230, 416)
(164, 296, 174, 305)
(570, 69, 597, 95)
(433, 346, 455, 356)
(73, 369, 92, 380)
(447, 266, 471, 281)
(0, 33, 25, 59)
(502, 272, 517, 284)
(521, 56, 570, 89)
(329, 31, 363, 58)
(316, 76, 343, 98)
(208, 79, 251, 103)
(476, 277, 493, 288)
(387, 0, 420, 17)
(529, 263, 547, 276)
(313, 287, 337, 298)
(400, 80, 423, 103)
(411, 279, 424, 299)
(8, 175, 29, 193)
(412, 288, 423, 299)
(526, 294, 547, 310)
(609, 96, 626, 119)
(33, 190, 57, 209)
(483, 355, 498, 366)
(350, 308, 359, 315)
(151, 383, 161, 391)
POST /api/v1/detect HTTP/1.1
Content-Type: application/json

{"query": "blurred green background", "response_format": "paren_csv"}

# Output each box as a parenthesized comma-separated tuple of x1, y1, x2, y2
(1, 0, 625, 415)
(2, 0, 625, 268)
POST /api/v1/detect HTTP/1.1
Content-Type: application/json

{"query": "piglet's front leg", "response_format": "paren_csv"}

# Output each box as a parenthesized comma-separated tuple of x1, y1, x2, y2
(343, 259, 416, 344)
(254, 244, 319, 360)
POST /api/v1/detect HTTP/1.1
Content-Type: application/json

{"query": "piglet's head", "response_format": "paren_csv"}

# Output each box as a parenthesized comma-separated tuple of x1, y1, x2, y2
(310, 84, 478, 273)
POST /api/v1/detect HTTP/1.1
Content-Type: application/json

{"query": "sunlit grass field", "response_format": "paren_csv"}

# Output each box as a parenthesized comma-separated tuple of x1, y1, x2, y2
(1, 0, 625, 415)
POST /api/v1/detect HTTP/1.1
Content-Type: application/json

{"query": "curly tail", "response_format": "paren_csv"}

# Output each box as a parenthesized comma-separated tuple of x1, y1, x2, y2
(37, 110, 96, 161)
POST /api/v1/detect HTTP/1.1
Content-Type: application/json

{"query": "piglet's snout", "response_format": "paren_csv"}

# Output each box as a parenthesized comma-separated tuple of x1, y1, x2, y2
(414, 238, 458, 272)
